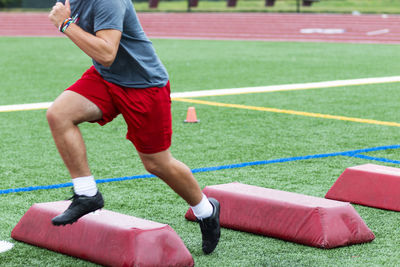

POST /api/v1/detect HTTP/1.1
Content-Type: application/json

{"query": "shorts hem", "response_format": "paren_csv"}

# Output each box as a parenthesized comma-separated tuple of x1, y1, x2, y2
(126, 134, 171, 154)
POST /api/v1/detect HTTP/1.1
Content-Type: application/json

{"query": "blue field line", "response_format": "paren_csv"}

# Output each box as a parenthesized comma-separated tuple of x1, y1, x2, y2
(96, 174, 155, 184)
(0, 182, 72, 195)
(1, 144, 400, 195)
(349, 154, 400, 164)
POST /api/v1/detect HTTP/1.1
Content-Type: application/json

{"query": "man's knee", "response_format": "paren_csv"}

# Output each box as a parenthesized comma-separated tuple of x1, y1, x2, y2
(46, 103, 77, 129)
(46, 104, 63, 127)
(141, 155, 171, 176)
(142, 158, 160, 175)
(139, 150, 173, 176)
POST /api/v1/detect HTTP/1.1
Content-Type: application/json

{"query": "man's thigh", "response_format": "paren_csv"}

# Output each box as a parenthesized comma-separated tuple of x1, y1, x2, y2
(66, 66, 120, 125)
(50, 90, 103, 124)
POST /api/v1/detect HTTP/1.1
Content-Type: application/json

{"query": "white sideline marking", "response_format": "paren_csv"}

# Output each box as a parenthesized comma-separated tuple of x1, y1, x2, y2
(171, 76, 400, 98)
(0, 102, 53, 112)
(0, 240, 14, 253)
(1, 76, 400, 112)
(367, 29, 390, 36)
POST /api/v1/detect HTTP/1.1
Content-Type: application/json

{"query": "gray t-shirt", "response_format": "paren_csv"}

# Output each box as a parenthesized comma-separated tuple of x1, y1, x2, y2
(62, 0, 169, 88)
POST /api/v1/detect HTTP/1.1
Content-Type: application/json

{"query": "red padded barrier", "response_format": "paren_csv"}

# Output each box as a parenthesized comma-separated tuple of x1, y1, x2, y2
(12, 201, 194, 267)
(186, 183, 374, 248)
(326, 163, 400, 211)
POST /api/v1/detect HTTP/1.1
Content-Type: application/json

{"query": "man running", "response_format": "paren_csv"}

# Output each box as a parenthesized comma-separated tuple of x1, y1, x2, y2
(48, 0, 220, 254)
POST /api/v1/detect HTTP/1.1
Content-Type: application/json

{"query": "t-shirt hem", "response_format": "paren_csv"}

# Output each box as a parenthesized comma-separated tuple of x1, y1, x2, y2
(104, 77, 169, 89)
(94, 25, 123, 33)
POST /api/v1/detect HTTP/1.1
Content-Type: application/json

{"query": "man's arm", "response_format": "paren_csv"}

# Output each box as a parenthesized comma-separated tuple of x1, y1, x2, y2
(49, 0, 121, 67)
(64, 25, 121, 68)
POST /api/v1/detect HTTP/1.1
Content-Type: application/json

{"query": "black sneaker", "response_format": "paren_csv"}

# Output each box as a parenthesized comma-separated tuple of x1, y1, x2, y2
(52, 191, 104, 226)
(198, 198, 221, 254)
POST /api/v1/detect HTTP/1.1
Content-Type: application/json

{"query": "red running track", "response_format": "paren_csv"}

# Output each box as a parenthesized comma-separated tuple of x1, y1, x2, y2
(1, 12, 400, 44)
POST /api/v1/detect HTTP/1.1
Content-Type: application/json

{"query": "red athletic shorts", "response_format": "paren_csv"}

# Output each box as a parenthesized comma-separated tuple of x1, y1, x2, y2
(66, 66, 172, 154)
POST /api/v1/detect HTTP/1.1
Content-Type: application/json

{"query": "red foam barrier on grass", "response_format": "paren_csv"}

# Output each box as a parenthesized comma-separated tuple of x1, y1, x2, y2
(326, 163, 400, 211)
(186, 182, 374, 248)
(12, 201, 194, 267)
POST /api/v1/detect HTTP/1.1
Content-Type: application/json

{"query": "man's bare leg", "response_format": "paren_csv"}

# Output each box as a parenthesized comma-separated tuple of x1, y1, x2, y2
(138, 150, 202, 206)
(138, 149, 221, 254)
(46, 90, 102, 178)
(47, 90, 104, 225)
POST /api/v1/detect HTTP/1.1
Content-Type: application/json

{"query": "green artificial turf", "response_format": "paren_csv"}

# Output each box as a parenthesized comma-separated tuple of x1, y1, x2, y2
(1, 38, 400, 103)
(1, 37, 400, 266)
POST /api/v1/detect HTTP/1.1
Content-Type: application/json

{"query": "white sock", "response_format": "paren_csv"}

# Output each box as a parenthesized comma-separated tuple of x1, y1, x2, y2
(72, 176, 98, 197)
(191, 194, 213, 219)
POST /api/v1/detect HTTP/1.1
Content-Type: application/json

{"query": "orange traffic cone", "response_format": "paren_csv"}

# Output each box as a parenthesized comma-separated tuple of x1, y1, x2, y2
(184, 107, 200, 123)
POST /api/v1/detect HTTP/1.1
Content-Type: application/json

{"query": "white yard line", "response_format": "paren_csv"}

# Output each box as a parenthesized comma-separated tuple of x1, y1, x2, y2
(1, 76, 400, 112)
(0, 240, 14, 253)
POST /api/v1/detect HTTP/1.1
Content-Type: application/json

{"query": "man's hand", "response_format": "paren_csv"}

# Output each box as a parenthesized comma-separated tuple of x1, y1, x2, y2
(49, 0, 71, 28)
(47, 0, 121, 67)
